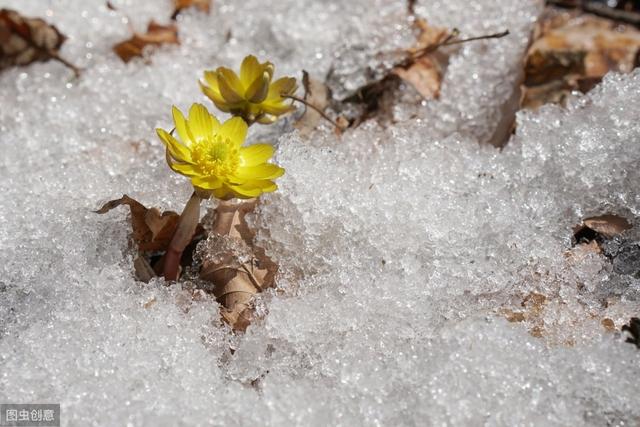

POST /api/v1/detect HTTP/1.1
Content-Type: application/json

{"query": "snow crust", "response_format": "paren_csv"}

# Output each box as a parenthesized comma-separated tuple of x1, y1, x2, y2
(1, 0, 639, 426)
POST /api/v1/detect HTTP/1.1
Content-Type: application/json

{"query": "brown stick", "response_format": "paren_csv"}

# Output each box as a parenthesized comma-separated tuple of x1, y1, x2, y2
(49, 50, 81, 77)
(163, 192, 201, 281)
(282, 94, 345, 130)
(409, 29, 509, 61)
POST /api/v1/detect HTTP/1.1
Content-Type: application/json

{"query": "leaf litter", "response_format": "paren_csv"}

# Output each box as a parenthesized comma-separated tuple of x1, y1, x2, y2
(0, 8, 79, 76)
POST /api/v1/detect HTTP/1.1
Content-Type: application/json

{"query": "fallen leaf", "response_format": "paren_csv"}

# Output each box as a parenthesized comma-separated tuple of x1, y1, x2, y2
(334, 20, 507, 128)
(393, 19, 449, 100)
(133, 256, 156, 283)
(393, 55, 443, 99)
(95, 195, 180, 252)
(622, 317, 640, 348)
(521, 8, 640, 109)
(171, 0, 211, 20)
(0, 8, 79, 75)
(409, 18, 451, 53)
(584, 214, 633, 238)
(198, 200, 278, 331)
(601, 318, 615, 332)
(113, 21, 179, 63)
(573, 213, 632, 244)
(294, 70, 331, 136)
(547, 0, 640, 27)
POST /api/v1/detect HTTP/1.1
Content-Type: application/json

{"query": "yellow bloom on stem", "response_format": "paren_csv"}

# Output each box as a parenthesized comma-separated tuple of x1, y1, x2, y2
(156, 103, 285, 200)
(199, 55, 297, 125)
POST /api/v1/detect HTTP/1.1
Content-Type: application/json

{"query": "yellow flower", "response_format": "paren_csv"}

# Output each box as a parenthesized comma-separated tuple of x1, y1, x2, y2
(156, 103, 285, 200)
(200, 55, 297, 125)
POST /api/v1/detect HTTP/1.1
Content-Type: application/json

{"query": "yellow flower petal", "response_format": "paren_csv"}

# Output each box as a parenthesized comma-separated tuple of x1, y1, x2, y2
(192, 175, 223, 190)
(239, 55, 261, 87)
(200, 81, 231, 113)
(266, 77, 297, 100)
(166, 153, 199, 177)
(245, 71, 270, 103)
(247, 179, 278, 192)
(228, 179, 278, 198)
(172, 106, 193, 146)
(217, 67, 245, 103)
(256, 114, 277, 125)
(233, 163, 284, 180)
(239, 144, 275, 167)
(260, 100, 295, 116)
(228, 183, 263, 198)
(156, 128, 193, 163)
(203, 70, 220, 93)
(188, 103, 220, 141)
(220, 116, 248, 146)
(212, 185, 233, 200)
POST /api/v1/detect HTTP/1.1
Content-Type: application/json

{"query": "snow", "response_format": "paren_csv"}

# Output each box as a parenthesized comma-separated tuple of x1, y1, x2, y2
(1, 0, 639, 426)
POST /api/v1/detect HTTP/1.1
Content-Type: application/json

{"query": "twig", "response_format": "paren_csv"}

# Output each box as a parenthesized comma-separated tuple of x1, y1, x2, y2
(282, 94, 345, 130)
(49, 50, 81, 78)
(441, 29, 509, 47)
(410, 29, 509, 60)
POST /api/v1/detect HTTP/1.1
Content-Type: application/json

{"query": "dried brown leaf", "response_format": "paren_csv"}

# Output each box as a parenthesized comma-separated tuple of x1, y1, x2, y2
(337, 19, 454, 127)
(0, 8, 79, 75)
(392, 19, 449, 100)
(410, 18, 450, 53)
(294, 70, 331, 136)
(392, 55, 442, 99)
(601, 317, 616, 332)
(622, 317, 640, 348)
(133, 256, 156, 283)
(95, 195, 180, 252)
(521, 9, 640, 110)
(113, 21, 179, 63)
(199, 200, 278, 332)
(583, 214, 632, 238)
(171, 0, 211, 19)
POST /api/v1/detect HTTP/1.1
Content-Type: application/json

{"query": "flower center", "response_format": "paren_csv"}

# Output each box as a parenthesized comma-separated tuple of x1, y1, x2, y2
(191, 135, 239, 178)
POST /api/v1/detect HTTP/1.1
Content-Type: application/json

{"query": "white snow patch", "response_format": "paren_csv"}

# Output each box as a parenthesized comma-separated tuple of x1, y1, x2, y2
(1, 0, 639, 426)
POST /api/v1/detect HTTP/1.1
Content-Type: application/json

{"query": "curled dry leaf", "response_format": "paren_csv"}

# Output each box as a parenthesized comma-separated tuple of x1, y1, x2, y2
(0, 8, 79, 75)
(336, 20, 509, 128)
(113, 21, 179, 63)
(294, 70, 332, 136)
(583, 214, 633, 238)
(199, 200, 278, 332)
(392, 55, 443, 99)
(573, 213, 632, 245)
(392, 19, 450, 99)
(601, 317, 615, 332)
(521, 8, 640, 109)
(622, 317, 640, 348)
(95, 195, 203, 282)
(171, 0, 211, 20)
(95, 195, 180, 252)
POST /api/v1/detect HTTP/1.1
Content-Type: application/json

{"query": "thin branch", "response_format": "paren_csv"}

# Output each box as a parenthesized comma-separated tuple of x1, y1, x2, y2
(49, 50, 81, 77)
(410, 29, 509, 61)
(282, 94, 345, 130)
(441, 29, 510, 47)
